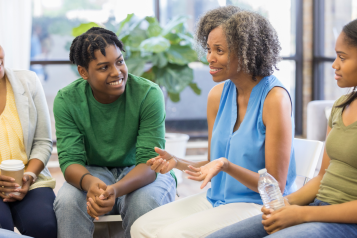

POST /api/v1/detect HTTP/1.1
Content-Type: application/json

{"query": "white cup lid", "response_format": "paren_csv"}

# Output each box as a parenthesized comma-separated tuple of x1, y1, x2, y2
(258, 168, 267, 175)
(0, 160, 25, 171)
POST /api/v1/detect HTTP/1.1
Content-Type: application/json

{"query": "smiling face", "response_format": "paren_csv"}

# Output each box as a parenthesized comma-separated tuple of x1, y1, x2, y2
(206, 26, 240, 83)
(0, 46, 5, 80)
(78, 44, 128, 104)
(332, 32, 357, 88)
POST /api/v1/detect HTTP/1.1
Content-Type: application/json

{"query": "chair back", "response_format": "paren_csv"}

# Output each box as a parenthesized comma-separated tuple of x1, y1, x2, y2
(294, 138, 323, 185)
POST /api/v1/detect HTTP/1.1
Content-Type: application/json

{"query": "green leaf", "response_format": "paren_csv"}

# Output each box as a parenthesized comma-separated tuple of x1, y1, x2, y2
(139, 36, 170, 53)
(177, 33, 194, 46)
(118, 17, 143, 40)
(125, 28, 147, 50)
(165, 45, 197, 65)
(168, 92, 180, 102)
(153, 64, 193, 95)
(189, 83, 201, 95)
(117, 13, 134, 35)
(125, 57, 148, 76)
(164, 33, 182, 45)
(145, 16, 158, 24)
(72, 22, 100, 37)
(161, 15, 188, 36)
(151, 53, 168, 68)
(141, 70, 155, 81)
(147, 23, 163, 37)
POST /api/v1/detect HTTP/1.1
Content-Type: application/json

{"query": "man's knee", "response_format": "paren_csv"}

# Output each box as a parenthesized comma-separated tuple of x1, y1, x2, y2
(54, 183, 87, 216)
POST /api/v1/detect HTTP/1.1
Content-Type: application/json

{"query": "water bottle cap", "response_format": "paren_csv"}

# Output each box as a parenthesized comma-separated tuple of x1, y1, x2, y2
(258, 168, 267, 175)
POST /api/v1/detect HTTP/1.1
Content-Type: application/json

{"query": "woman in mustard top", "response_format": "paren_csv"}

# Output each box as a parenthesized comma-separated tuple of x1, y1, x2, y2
(0, 45, 57, 238)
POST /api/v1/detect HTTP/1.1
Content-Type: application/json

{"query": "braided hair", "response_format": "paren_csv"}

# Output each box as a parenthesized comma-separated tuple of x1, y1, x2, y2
(69, 27, 125, 70)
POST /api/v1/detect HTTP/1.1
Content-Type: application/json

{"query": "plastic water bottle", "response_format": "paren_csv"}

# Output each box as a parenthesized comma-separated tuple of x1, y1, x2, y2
(258, 168, 285, 210)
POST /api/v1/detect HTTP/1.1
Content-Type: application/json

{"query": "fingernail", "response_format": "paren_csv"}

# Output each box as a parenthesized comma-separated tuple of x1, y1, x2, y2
(15, 184, 19, 187)
(11, 178, 15, 181)
(266, 215, 271, 218)
(99, 195, 104, 199)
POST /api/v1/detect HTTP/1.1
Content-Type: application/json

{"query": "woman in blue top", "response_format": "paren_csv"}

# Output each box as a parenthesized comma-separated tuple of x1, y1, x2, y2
(131, 6, 296, 238)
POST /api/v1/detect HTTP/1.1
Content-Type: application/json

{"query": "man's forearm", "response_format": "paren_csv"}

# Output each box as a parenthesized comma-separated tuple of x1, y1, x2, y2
(112, 164, 156, 198)
(64, 164, 99, 191)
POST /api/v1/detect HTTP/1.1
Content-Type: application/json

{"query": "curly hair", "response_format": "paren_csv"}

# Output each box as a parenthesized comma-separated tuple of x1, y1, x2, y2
(69, 27, 125, 70)
(195, 6, 281, 79)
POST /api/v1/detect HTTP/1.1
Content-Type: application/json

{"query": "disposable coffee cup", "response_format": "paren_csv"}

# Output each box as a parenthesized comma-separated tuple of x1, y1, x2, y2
(0, 160, 25, 196)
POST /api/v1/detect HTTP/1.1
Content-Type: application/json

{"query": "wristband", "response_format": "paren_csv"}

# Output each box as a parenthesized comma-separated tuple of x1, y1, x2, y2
(24, 172, 37, 183)
(79, 173, 92, 191)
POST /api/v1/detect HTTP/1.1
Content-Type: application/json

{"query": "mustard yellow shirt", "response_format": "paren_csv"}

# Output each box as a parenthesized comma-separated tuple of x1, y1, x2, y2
(0, 76, 55, 190)
(0, 76, 28, 164)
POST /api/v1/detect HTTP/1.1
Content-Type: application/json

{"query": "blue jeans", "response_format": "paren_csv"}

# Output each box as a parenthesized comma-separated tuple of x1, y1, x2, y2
(207, 199, 357, 238)
(0, 187, 57, 238)
(0, 229, 32, 238)
(54, 165, 176, 238)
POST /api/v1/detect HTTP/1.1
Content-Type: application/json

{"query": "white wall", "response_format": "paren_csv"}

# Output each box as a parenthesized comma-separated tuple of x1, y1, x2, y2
(0, 0, 32, 70)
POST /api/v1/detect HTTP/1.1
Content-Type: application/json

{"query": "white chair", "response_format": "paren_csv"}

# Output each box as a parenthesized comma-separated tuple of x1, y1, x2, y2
(294, 138, 324, 185)
(93, 215, 123, 238)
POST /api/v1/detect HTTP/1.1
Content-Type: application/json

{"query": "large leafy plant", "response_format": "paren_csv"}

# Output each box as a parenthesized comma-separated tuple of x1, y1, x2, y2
(72, 14, 202, 102)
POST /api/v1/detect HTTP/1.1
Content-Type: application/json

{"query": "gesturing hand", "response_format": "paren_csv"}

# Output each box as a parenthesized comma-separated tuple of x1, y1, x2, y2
(2, 174, 33, 202)
(184, 158, 228, 189)
(146, 147, 177, 174)
(87, 185, 116, 220)
(262, 198, 305, 234)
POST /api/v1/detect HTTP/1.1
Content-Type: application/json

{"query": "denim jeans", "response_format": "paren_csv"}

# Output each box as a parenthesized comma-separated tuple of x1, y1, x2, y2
(54, 165, 176, 238)
(207, 198, 357, 238)
(0, 229, 32, 238)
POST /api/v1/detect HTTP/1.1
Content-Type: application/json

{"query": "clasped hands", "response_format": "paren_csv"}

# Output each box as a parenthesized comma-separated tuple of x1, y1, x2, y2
(0, 174, 33, 202)
(146, 147, 229, 189)
(261, 198, 306, 234)
(86, 178, 116, 220)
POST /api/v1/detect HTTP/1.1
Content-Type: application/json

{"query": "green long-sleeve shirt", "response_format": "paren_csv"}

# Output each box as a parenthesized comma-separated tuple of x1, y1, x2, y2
(54, 74, 166, 175)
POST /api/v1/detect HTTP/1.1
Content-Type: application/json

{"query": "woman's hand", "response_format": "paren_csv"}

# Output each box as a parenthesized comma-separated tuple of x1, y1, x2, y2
(146, 147, 177, 174)
(87, 185, 116, 220)
(184, 158, 228, 189)
(262, 199, 305, 234)
(3, 174, 33, 202)
(0, 175, 20, 200)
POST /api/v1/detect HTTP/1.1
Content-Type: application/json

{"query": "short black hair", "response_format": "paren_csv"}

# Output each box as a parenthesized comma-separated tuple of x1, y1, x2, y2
(69, 27, 125, 70)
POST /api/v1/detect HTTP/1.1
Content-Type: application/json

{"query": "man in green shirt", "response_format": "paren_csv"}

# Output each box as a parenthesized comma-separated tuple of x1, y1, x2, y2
(53, 27, 176, 238)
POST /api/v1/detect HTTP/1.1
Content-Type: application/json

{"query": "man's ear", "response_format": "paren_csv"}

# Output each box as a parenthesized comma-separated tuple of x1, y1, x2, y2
(78, 65, 89, 80)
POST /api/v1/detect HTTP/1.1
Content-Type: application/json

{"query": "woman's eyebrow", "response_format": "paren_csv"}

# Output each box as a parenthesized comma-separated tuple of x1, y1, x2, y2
(336, 51, 347, 55)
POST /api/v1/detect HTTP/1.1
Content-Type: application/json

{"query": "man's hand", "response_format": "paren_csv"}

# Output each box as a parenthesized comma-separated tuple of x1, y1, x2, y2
(262, 198, 305, 234)
(87, 184, 116, 220)
(3, 175, 33, 202)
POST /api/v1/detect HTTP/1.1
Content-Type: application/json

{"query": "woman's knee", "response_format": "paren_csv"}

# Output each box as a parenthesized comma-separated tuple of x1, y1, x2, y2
(130, 213, 156, 238)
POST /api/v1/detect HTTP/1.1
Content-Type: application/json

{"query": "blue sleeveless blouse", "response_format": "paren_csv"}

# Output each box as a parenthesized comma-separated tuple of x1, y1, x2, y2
(207, 75, 296, 207)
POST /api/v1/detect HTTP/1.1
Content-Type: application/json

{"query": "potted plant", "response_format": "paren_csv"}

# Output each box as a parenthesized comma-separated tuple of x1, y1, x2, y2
(72, 14, 204, 183)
